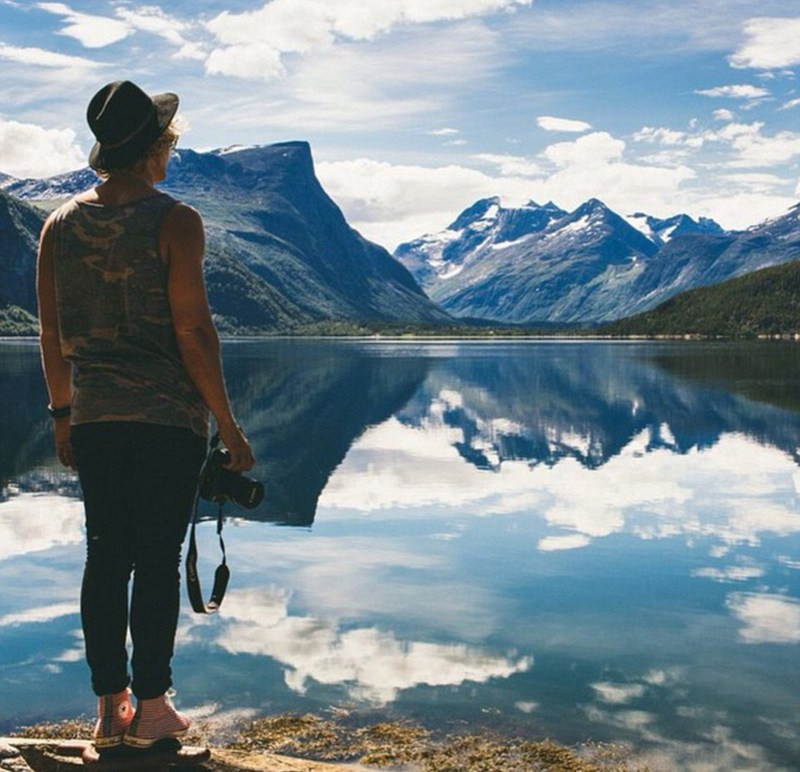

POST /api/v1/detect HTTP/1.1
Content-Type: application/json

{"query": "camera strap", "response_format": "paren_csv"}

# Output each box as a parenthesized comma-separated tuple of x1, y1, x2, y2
(186, 435, 230, 614)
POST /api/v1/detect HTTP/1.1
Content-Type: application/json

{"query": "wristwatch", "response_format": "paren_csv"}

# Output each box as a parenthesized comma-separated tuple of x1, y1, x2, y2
(47, 403, 72, 419)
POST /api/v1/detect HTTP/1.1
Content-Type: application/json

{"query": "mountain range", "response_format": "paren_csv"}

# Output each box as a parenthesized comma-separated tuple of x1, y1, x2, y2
(394, 196, 800, 325)
(0, 142, 448, 334)
(3, 140, 800, 335)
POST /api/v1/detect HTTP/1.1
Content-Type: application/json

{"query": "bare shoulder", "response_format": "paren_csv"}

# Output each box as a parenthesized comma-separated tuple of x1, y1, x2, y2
(164, 201, 204, 232)
(161, 201, 205, 264)
(39, 207, 61, 244)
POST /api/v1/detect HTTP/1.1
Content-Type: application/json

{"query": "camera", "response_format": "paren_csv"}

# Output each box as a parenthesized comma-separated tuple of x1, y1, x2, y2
(199, 448, 264, 509)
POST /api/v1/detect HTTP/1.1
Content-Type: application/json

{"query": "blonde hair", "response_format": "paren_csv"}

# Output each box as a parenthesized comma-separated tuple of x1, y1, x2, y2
(95, 118, 184, 179)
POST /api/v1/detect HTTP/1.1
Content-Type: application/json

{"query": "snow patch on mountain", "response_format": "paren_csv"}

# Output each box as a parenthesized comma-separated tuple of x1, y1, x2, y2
(545, 214, 592, 239)
(491, 234, 534, 251)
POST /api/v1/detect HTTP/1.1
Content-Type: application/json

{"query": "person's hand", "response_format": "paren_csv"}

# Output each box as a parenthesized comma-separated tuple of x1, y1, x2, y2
(217, 421, 254, 472)
(54, 417, 76, 469)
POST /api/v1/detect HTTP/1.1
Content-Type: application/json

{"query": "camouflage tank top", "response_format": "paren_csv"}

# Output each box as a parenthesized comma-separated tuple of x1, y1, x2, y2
(50, 192, 209, 438)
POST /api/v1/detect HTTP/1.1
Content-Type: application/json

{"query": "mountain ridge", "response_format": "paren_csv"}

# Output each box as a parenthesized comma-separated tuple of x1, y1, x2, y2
(4, 143, 800, 336)
(395, 196, 800, 325)
(0, 141, 449, 334)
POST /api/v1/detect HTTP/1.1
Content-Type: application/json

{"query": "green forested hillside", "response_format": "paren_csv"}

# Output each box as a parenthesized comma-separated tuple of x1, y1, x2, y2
(602, 259, 800, 337)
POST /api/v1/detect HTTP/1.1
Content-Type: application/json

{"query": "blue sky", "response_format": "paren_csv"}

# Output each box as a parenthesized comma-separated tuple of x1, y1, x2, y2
(2, 0, 800, 249)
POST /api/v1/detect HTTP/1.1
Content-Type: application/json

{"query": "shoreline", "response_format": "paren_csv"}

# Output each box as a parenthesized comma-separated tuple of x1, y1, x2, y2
(0, 713, 640, 771)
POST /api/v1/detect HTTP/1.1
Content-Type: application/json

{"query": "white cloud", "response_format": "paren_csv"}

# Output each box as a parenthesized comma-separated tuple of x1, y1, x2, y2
(633, 126, 704, 149)
(187, 586, 532, 704)
(36, 2, 132, 48)
(35, 2, 205, 59)
(726, 593, 800, 644)
(472, 153, 542, 176)
(316, 111, 798, 249)
(722, 126, 800, 168)
(115, 6, 205, 59)
(697, 192, 796, 231)
(713, 108, 735, 121)
(729, 17, 800, 70)
(0, 118, 86, 177)
(532, 132, 695, 216)
(695, 84, 770, 99)
(780, 97, 800, 111)
(0, 41, 100, 69)
(204, 0, 532, 80)
(544, 131, 624, 166)
(214, 20, 510, 135)
(719, 171, 789, 192)
(315, 157, 531, 249)
(536, 115, 592, 133)
(634, 119, 800, 168)
(428, 127, 461, 136)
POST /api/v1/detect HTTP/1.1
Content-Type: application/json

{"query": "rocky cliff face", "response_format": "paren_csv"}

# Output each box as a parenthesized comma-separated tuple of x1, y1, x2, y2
(0, 189, 43, 314)
(1, 142, 449, 334)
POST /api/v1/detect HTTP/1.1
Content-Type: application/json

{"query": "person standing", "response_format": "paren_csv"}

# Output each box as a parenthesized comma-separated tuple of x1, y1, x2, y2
(36, 80, 254, 751)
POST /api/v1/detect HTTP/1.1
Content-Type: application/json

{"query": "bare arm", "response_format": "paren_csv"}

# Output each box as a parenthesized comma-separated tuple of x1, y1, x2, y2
(162, 203, 254, 471)
(36, 215, 75, 468)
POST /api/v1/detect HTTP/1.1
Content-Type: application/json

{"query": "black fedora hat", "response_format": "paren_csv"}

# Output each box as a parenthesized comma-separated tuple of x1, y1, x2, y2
(87, 80, 178, 170)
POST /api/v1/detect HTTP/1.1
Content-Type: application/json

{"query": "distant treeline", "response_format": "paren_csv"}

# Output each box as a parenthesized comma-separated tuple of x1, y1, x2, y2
(600, 259, 800, 339)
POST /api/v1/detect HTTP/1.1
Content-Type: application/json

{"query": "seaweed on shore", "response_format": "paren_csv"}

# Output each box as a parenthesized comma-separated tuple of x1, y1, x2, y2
(12, 712, 645, 771)
(234, 712, 644, 771)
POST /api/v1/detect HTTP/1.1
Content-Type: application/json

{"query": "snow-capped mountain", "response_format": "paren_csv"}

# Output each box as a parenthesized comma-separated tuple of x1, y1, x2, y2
(625, 212, 725, 247)
(396, 197, 665, 324)
(394, 197, 566, 288)
(395, 197, 800, 325)
(2, 168, 98, 200)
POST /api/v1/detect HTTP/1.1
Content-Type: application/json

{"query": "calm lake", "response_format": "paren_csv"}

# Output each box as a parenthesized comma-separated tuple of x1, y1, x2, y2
(1, 338, 799, 769)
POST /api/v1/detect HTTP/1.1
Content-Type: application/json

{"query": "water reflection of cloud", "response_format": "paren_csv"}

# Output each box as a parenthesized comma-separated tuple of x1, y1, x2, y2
(0, 493, 83, 560)
(691, 564, 766, 583)
(591, 682, 647, 705)
(229, 533, 505, 641)
(319, 420, 800, 555)
(583, 669, 782, 771)
(585, 702, 777, 771)
(0, 601, 78, 627)
(726, 593, 800, 644)
(537, 533, 592, 552)
(185, 587, 532, 705)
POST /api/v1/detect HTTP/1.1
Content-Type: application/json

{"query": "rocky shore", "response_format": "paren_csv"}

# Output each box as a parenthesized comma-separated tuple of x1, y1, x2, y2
(0, 714, 638, 771)
(1, 737, 364, 771)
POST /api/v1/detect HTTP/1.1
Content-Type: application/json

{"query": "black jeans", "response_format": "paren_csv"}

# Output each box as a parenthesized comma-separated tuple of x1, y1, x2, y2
(71, 422, 207, 699)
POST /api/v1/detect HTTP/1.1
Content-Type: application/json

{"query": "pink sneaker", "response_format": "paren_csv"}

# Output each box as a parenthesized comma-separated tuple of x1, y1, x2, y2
(124, 691, 190, 749)
(93, 688, 133, 749)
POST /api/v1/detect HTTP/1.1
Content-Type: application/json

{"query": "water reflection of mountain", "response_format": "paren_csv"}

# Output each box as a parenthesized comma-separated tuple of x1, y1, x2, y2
(201, 341, 431, 526)
(5, 341, 800, 523)
(0, 343, 54, 488)
(396, 342, 800, 472)
(2, 341, 430, 526)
